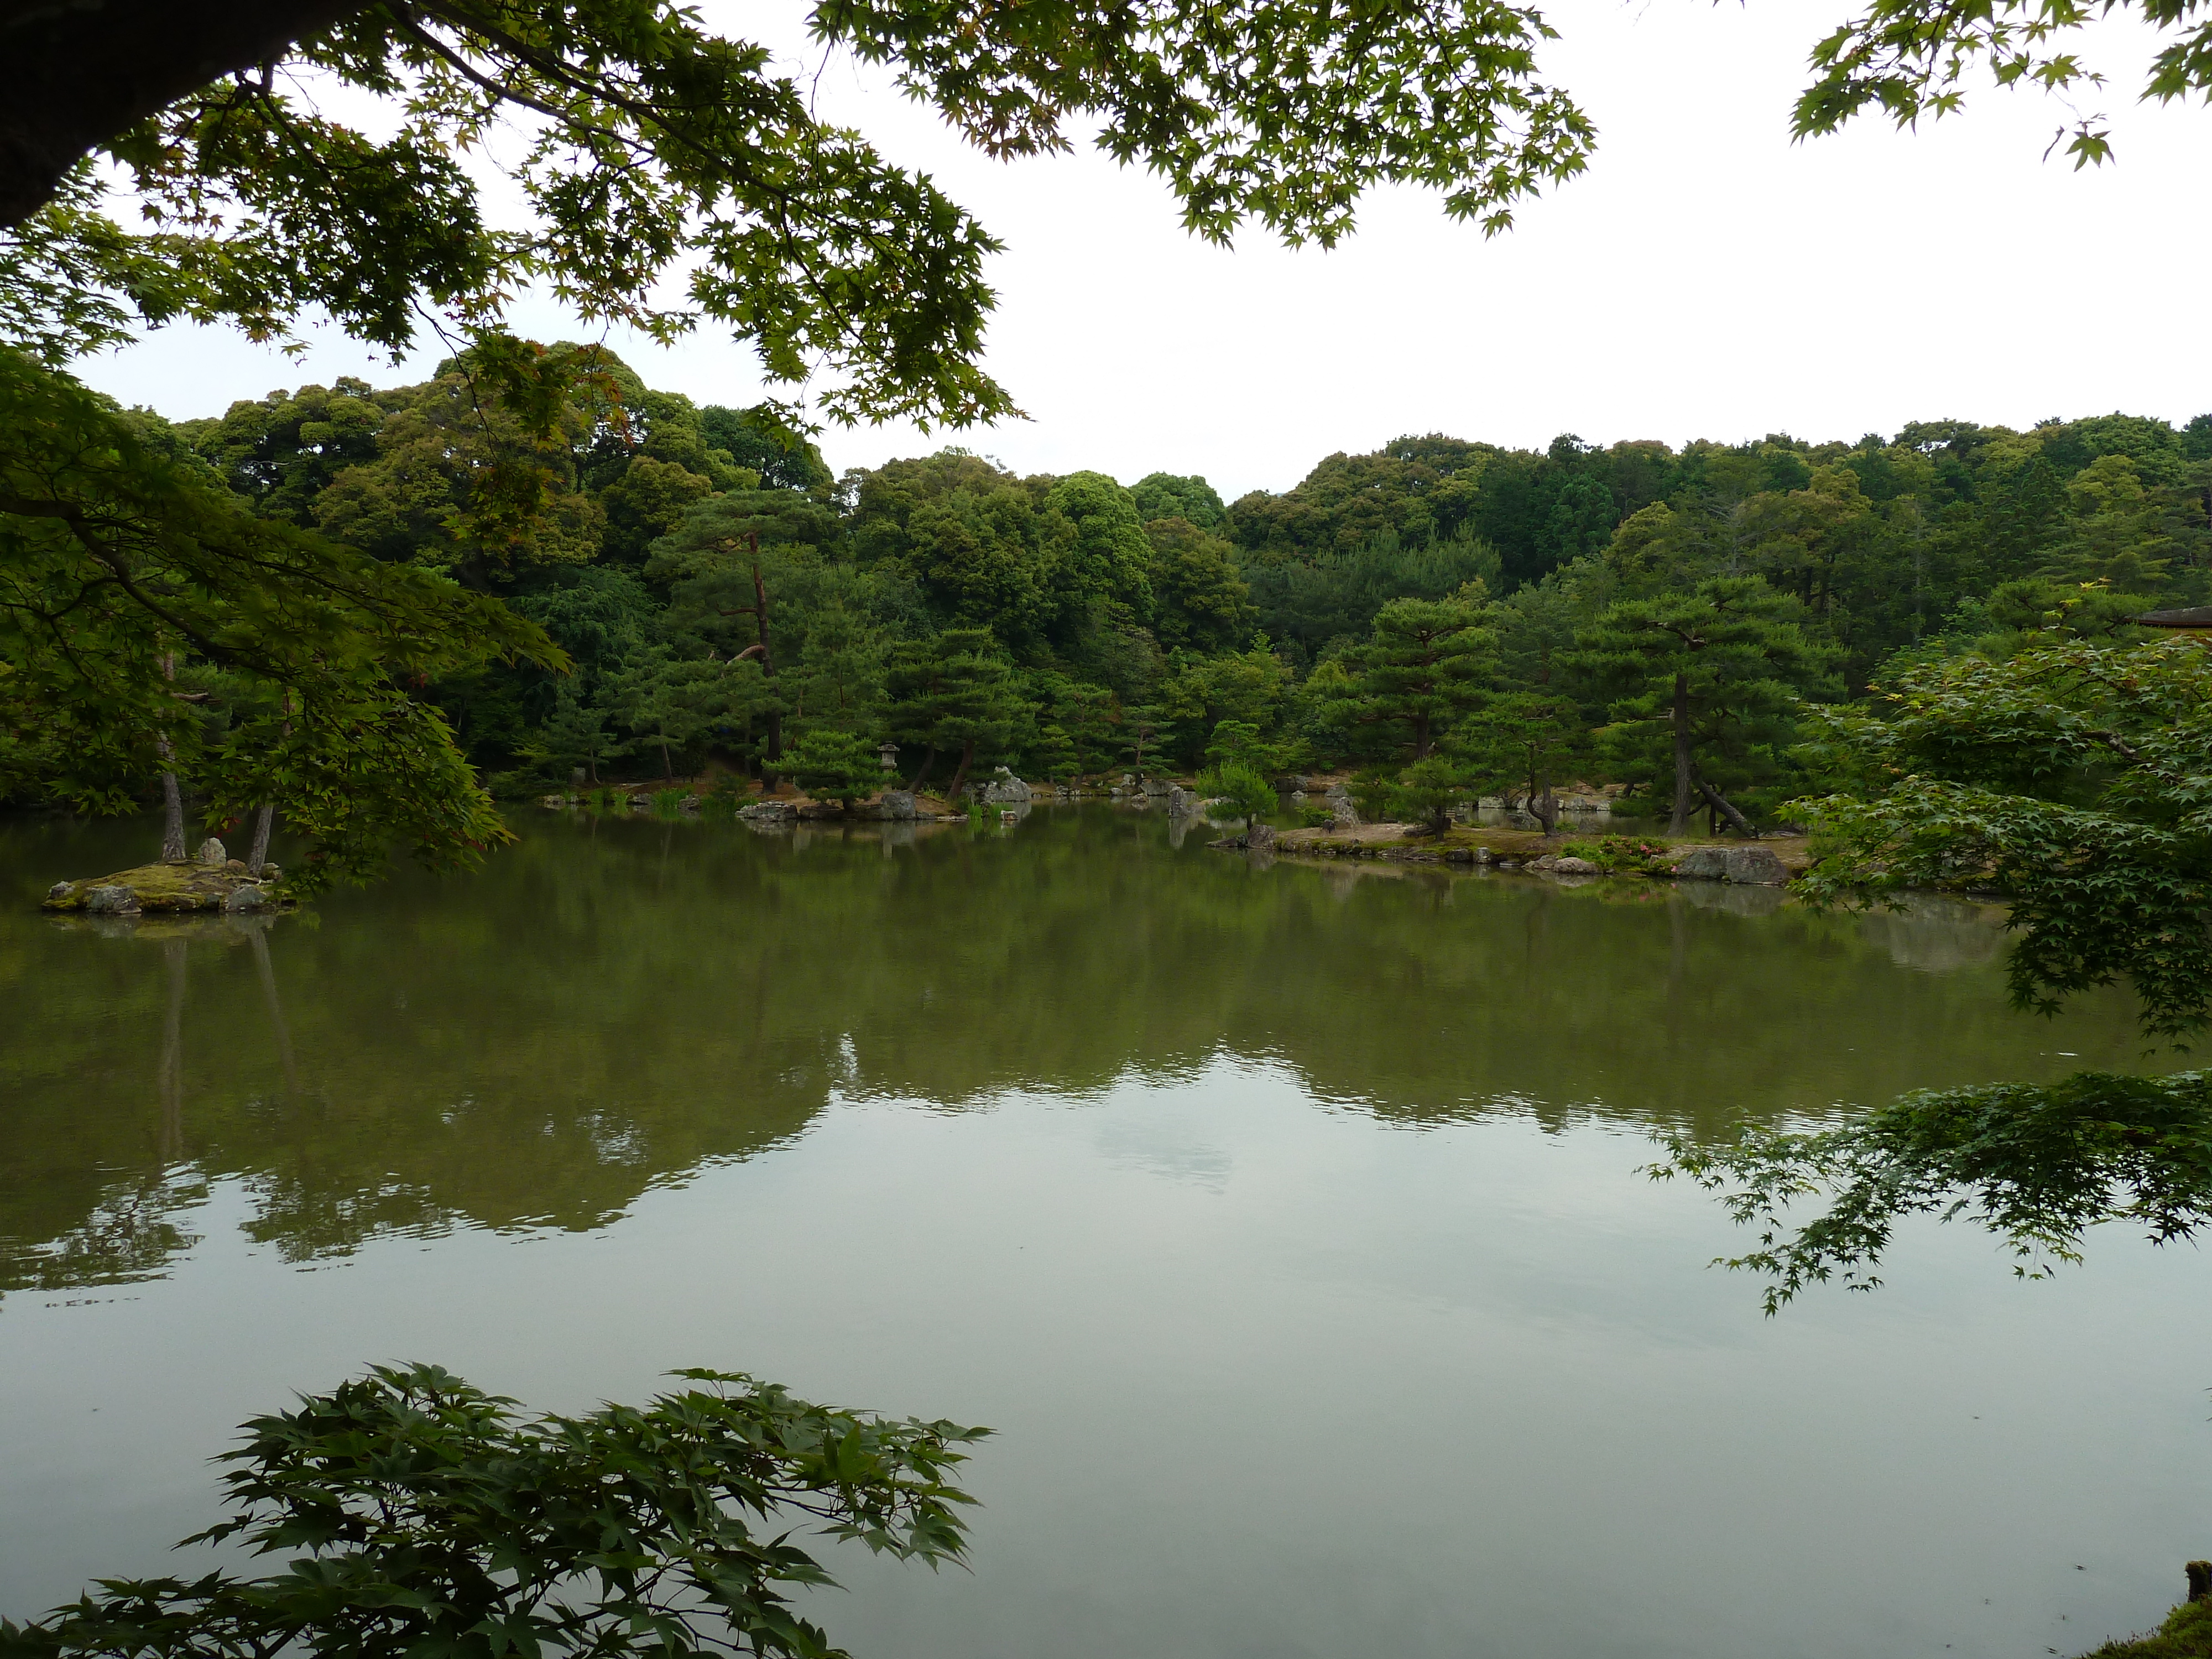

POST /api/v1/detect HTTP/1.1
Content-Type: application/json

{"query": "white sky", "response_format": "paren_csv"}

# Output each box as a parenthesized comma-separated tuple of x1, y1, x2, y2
(70, 0, 2212, 502)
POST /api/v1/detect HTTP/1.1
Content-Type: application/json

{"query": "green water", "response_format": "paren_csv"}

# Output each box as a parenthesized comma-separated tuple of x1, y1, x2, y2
(2, 807, 2205, 1659)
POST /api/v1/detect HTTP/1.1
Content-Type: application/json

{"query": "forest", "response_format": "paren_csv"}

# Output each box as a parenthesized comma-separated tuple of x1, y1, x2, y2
(112, 348, 2211, 836)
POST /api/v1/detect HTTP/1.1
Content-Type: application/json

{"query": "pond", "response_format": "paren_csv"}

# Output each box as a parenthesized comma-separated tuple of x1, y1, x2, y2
(2, 806, 2206, 1659)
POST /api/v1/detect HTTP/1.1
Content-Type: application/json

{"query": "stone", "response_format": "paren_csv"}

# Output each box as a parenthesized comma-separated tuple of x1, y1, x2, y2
(85, 884, 139, 915)
(739, 800, 795, 823)
(225, 858, 247, 871)
(1552, 856, 1601, 875)
(196, 837, 227, 867)
(46, 881, 70, 900)
(1327, 783, 1360, 830)
(881, 789, 917, 820)
(1141, 776, 1171, 796)
(541, 795, 567, 808)
(1245, 823, 1276, 852)
(980, 766, 1032, 805)
(1673, 845, 1789, 885)
(1443, 847, 1474, 864)
(1165, 786, 1202, 817)
(223, 885, 269, 914)
(262, 864, 281, 881)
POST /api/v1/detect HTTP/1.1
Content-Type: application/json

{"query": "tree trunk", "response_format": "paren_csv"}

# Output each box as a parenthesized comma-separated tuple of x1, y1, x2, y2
(1668, 671, 1694, 836)
(659, 737, 672, 779)
(1693, 774, 1756, 838)
(159, 766, 187, 862)
(247, 695, 291, 877)
(1535, 758, 1558, 834)
(247, 804, 275, 875)
(941, 739, 978, 806)
(907, 745, 938, 793)
(156, 649, 186, 860)
(1412, 712, 1432, 760)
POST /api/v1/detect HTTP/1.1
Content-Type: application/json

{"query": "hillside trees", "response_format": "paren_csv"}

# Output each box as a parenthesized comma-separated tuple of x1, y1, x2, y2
(1144, 516, 1254, 653)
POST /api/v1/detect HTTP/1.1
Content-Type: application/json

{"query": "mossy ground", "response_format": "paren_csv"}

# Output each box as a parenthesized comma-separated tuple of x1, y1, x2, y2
(41, 862, 288, 913)
(2079, 1598, 2212, 1657)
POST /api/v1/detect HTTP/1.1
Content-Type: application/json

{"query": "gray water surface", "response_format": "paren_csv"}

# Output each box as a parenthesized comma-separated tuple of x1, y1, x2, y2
(1, 807, 2203, 1659)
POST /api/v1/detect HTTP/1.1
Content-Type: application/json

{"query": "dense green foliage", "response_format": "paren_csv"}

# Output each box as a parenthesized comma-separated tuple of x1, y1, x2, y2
(0, 1363, 984, 1659)
(24, 363, 2209, 847)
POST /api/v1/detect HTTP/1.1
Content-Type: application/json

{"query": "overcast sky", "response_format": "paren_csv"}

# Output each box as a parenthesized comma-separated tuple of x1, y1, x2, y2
(70, 0, 2212, 502)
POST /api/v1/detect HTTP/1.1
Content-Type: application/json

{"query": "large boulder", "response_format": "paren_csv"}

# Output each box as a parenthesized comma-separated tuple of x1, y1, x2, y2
(1166, 786, 1202, 817)
(1552, 856, 1601, 875)
(1246, 822, 1276, 852)
(223, 885, 269, 914)
(85, 884, 139, 915)
(738, 800, 795, 824)
(980, 766, 1032, 805)
(196, 837, 227, 867)
(881, 789, 917, 820)
(1673, 845, 1790, 885)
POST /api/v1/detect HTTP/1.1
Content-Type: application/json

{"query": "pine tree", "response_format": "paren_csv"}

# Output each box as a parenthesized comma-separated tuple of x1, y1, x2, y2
(885, 628, 1018, 802)
(1334, 597, 1491, 761)
(1574, 576, 1835, 835)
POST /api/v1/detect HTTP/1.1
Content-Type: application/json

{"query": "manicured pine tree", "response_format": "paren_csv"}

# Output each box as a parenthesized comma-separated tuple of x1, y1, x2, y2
(1455, 688, 1590, 832)
(1573, 575, 1836, 836)
(1335, 596, 1492, 761)
(780, 729, 885, 807)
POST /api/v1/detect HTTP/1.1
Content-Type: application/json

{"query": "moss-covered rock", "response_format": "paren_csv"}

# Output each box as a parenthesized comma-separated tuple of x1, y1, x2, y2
(2079, 1595, 2212, 1657)
(40, 862, 293, 915)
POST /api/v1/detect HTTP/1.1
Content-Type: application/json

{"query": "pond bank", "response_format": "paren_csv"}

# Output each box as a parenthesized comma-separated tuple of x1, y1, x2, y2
(1270, 822, 1813, 885)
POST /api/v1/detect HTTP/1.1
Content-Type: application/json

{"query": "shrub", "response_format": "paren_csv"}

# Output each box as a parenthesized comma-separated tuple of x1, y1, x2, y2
(781, 730, 883, 807)
(1198, 761, 1276, 828)
(1559, 835, 1670, 873)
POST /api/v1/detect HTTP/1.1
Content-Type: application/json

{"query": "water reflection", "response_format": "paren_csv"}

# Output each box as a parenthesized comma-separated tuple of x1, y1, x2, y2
(0, 807, 2142, 1301)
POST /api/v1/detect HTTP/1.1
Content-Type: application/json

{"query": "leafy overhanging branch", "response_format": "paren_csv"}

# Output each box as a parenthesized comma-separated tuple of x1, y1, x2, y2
(1649, 1071, 2212, 1314)
(0, 347, 565, 888)
(1656, 635, 2212, 1307)
(0, 1362, 990, 1659)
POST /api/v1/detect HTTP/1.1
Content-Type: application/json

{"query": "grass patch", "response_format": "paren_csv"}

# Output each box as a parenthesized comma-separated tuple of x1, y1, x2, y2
(651, 789, 690, 819)
(2079, 1597, 2212, 1657)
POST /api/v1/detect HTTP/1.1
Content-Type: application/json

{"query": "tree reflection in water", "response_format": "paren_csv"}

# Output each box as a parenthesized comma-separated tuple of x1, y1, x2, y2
(0, 807, 2145, 1301)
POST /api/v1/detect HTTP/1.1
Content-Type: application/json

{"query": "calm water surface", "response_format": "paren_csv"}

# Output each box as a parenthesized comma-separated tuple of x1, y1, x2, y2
(2, 806, 2206, 1659)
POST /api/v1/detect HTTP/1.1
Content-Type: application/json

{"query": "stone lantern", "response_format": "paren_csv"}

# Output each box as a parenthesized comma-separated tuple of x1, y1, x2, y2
(877, 740, 900, 774)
